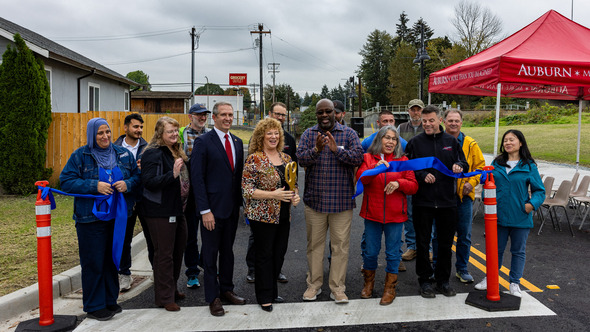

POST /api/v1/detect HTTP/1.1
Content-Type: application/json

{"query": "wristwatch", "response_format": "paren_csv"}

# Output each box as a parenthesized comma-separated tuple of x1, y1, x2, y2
(313, 147, 319, 154)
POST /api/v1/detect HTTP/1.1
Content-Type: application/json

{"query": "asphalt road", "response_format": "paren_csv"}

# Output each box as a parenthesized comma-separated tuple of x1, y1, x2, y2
(121, 168, 590, 331)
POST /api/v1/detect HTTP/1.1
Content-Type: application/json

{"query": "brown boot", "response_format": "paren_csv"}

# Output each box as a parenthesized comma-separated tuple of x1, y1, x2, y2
(380, 273, 398, 305)
(360, 269, 376, 299)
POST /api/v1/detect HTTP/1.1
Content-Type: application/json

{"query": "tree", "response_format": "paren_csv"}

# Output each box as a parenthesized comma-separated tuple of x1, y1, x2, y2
(0, 34, 52, 194)
(302, 92, 312, 106)
(451, 0, 503, 57)
(320, 85, 330, 99)
(388, 42, 419, 105)
(394, 11, 411, 46)
(224, 87, 252, 108)
(263, 83, 301, 112)
(126, 70, 150, 90)
(358, 29, 394, 106)
(408, 18, 434, 49)
(195, 83, 223, 95)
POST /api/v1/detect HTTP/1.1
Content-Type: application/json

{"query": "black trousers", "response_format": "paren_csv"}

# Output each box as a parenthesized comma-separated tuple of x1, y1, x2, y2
(413, 206, 457, 285)
(200, 208, 239, 303)
(250, 219, 290, 304)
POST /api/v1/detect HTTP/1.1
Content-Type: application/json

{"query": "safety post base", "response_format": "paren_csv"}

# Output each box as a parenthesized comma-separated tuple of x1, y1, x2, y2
(465, 291, 521, 312)
(15, 315, 77, 332)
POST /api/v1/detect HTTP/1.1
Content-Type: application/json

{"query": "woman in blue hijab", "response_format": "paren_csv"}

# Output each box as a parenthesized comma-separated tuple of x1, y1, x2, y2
(60, 117, 139, 321)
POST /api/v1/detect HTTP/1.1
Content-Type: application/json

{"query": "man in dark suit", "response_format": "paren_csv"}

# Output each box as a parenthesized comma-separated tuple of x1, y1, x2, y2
(190, 101, 245, 316)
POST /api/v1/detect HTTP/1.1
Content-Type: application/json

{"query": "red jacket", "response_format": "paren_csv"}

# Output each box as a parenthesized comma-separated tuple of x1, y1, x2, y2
(356, 153, 418, 224)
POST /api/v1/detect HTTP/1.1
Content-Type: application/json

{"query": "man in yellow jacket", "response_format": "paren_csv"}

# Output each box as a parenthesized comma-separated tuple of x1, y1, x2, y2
(443, 109, 485, 284)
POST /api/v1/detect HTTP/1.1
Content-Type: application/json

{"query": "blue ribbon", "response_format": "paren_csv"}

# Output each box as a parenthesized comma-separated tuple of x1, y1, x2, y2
(353, 157, 489, 198)
(38, 182, 128, 270)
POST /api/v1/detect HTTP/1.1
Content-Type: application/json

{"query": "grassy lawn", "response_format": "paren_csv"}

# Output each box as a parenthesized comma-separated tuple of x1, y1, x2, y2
(462, 123, 590, 167)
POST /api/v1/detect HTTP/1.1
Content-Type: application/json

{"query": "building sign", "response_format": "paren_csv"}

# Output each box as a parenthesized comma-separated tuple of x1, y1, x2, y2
(229, 73, 247, 86)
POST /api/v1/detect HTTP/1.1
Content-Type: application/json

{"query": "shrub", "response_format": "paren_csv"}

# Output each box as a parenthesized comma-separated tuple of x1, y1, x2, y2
(0, 34, 52, 195)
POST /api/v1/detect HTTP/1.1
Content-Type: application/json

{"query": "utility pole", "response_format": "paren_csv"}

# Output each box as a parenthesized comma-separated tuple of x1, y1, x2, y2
(267, 63, 280, 103)
(250, 24, 271, 117)
(190, 27, 203, 110)
(250, 83, 258, 119)
(358, 76, 362, 117)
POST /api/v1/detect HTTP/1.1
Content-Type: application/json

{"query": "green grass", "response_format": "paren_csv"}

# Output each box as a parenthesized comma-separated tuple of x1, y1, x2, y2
(462, 123, 590, 166)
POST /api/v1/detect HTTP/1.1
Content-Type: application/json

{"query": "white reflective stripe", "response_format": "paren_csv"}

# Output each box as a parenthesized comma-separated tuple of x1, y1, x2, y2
(484, 189, 496, 198)
(485, 205, 497, 215)
(37, 226, 51, 237)
(36, 205, 51, 215)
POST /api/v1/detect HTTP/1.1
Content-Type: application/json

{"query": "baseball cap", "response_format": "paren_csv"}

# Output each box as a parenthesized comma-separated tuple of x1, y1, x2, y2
(189, 103, 210, 114)
(407, 99, 425, 109)
(333, 100, 345, 113)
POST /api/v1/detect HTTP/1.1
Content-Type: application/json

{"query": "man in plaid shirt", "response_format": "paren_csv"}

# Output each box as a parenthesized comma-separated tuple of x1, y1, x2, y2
(297, 99, 363, 304)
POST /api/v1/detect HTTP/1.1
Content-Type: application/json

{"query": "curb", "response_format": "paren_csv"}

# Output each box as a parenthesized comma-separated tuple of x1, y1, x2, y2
(0, 231, 147, 323)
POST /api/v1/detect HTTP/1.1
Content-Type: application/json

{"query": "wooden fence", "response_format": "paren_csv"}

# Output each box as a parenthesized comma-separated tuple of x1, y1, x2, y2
(46, 111, 189, 185)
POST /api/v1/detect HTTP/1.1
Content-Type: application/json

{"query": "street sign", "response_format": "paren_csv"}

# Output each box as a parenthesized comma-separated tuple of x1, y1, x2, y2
(229, 73, 247, 86)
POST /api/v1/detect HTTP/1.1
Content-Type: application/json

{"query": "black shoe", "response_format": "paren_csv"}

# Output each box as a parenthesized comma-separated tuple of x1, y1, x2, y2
(260, 304, 273, 312)
(278, 273, 288, 283)
(420, 282, 436, 298)
(87, 308, 115, 321)
(436, 282, 457, 297)
(273, 296, 285, 303)
(106, 304, 122, 314)
(246, 272, 255, 283)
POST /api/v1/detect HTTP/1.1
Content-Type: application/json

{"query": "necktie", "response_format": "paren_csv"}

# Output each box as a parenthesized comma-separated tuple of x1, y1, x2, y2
(225, 134, 234, 171)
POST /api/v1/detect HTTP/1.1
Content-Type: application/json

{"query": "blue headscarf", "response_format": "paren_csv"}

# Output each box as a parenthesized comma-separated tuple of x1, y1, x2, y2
(87, 117, 117, 169)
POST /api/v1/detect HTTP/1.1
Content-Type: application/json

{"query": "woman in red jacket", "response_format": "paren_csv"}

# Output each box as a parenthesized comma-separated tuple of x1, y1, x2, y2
(356, 125, 418, 305)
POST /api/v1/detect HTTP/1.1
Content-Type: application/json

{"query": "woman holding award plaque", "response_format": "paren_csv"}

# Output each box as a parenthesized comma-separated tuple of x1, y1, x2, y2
(242, 118, 300, 312)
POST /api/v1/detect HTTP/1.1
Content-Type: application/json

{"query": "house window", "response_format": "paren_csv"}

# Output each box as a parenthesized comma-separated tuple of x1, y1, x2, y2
(89, 83, 100, 111)
(124, 91, 129, 111)
(45, 67, 52, 104)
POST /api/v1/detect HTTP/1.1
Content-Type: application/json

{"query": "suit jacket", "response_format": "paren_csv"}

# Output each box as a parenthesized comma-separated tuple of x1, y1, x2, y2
(190, 129, 244, 219)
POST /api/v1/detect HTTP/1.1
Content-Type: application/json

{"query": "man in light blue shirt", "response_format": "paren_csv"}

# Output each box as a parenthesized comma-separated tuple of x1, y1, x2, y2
(361, 110, 407, 152)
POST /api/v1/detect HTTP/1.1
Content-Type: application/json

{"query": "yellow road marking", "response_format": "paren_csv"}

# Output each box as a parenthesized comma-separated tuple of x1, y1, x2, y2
(453, 237, 543, 292)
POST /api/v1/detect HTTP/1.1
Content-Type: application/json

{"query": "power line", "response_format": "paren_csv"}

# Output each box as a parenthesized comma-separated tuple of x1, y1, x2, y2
(104, 47, 254, 65)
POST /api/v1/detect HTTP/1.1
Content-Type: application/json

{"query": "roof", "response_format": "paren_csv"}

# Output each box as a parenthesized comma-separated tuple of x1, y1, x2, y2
(0, 16, 136, 86)
(131, 91, 193, 99)
(429, 10, 590, 100)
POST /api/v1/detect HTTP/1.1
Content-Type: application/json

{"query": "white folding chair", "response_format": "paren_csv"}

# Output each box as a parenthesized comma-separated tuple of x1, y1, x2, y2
(539, 180, 574, 236)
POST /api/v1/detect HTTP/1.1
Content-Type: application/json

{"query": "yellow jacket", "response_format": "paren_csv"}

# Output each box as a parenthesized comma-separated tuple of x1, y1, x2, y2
(457, 134, 486, 201)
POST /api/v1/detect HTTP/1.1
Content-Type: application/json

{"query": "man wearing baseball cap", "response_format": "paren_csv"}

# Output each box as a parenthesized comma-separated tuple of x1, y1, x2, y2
(180, 103, 212, 290)
(333, 100, 346, 126)
(397, 99, 425, 263)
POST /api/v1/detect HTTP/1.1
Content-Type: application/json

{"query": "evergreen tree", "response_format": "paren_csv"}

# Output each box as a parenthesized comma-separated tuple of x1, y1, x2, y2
(302, 92, 312, 106)
(358, 29, 394, 106)
(0, 34, 52, 194)
(409, 18, 434, 49)
(195, 83, 223, 95)
(320, 85, 330, 99)
(388, 41, 419, 105)
(394, 11, 411, 45)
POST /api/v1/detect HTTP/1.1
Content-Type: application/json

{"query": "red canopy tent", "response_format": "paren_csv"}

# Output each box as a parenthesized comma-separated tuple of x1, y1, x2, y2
(428, 10, 590, 166)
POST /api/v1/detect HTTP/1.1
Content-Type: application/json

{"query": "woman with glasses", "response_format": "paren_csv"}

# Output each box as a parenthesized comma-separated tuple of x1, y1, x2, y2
(355, 125, 418, 305)
(140, 117, 189, 311)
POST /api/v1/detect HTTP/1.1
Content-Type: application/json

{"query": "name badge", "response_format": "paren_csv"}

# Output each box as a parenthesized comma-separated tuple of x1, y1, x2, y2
(169, 216, 176, 223)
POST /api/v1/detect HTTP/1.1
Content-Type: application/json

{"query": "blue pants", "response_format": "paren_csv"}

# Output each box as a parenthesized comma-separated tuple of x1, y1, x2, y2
(76, 220, 119, 313)
(497, 225, 530, 285)
(363, 220, 403, 274)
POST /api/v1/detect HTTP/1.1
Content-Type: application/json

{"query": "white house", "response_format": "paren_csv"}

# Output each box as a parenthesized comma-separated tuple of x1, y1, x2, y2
(0, 17, 136, 113)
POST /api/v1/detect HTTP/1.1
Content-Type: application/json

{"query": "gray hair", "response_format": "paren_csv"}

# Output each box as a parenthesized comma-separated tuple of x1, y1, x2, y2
(367, 125, 403, 158)
(443, 108, 463, 120)
(212, 102, 233, 116)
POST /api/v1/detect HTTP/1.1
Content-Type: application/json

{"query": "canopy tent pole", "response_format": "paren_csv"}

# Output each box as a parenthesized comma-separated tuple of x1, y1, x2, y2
(494, 83, 501, 156)
(428, 92, 431, 105)
(577, 99, 582, 171)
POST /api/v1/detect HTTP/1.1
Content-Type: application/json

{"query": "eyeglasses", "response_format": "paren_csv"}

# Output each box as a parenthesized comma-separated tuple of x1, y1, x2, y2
(316, 109, 334, 115)
(272, 112, 287, 118)
(383, 135, 398, 141)
(165, 129, 179, 134)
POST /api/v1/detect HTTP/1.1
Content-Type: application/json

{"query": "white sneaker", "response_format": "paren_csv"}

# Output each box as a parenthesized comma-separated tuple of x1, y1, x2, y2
(119, 274, 133, 292)
(330, 291, 349, 304)
(474, 277, 487, 291)
(302, 287, 321, 301)
(509, 283, 522, 297)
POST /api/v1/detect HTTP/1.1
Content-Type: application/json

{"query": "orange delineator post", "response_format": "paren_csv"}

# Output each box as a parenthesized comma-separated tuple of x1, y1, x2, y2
(482, 166, 500, 301)
(34, 180, 54, 326)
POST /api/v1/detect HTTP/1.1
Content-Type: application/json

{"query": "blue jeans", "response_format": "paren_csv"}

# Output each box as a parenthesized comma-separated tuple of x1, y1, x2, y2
(497, 225, 530, 284)
(403, 195, 416, 250)
(363, 219, 403, 274)
(455, 196, 473, 273)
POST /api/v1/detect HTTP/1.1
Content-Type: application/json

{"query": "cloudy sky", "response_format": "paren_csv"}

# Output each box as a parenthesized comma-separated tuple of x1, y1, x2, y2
(2, 0, 589, 98)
